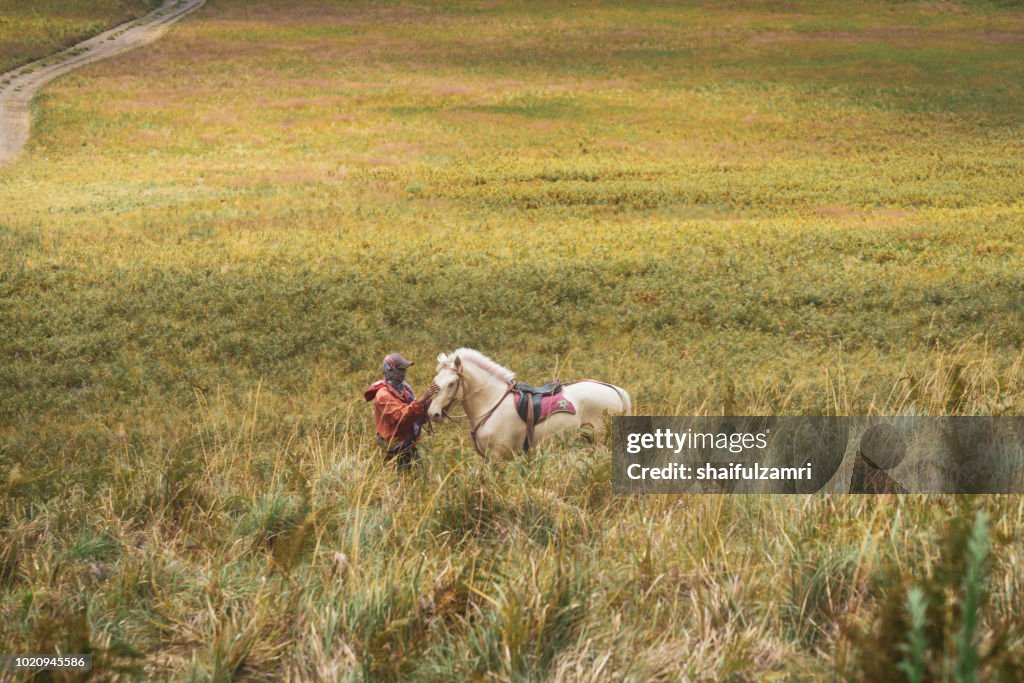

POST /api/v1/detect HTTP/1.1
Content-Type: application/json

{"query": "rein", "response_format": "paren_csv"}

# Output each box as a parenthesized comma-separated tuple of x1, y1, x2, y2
(437, 370, 515, 456)
(438, 374, 475, 421)
(467, 382, 515, 452)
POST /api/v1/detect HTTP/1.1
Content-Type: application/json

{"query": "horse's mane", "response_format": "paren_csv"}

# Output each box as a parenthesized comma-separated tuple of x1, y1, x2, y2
(446, 347, 516, 382)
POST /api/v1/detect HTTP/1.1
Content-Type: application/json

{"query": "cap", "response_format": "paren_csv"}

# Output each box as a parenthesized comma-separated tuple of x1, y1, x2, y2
(384, 352, 414, 369)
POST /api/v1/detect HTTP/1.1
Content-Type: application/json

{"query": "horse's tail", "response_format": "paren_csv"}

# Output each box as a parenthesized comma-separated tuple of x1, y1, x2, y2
(597, 381, 631, 414)
(565, 379, 631, 414)
(617, 386, 632, 414)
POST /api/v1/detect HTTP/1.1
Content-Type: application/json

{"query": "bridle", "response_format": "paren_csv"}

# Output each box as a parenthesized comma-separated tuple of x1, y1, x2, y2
(435, 370, 469, 421)
(433, 364, 515, 456)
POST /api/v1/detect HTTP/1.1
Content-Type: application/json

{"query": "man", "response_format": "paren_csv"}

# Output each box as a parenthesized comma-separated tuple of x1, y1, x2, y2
(363, 352, 439, 469)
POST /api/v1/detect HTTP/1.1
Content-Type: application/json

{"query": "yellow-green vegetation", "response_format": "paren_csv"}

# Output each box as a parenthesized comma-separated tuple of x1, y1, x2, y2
(0, 0, 156, 74)
(3, 0, 1024, 678)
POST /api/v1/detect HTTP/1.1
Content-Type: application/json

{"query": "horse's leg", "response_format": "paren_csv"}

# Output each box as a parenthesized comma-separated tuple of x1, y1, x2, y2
(564, 384, 625, 445)
(533, 412, 592, 450)
(592, 413, 620, 447)
(574, 414, 598, 442)
(474, 421, 520, 460)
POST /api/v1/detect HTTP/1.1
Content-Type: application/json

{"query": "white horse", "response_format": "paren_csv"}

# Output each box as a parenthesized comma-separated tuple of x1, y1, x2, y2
(428, 348, 631, 459)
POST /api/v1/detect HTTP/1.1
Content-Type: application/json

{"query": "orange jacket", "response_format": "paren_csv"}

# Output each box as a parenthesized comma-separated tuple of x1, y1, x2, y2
(364, 380, 428, 446)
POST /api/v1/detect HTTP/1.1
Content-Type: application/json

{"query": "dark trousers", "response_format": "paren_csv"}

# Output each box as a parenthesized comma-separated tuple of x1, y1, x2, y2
(378, 435, 420, 470)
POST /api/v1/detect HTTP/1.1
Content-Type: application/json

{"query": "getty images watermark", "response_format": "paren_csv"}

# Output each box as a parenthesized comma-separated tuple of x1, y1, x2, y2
(612, 416, 1024, 494)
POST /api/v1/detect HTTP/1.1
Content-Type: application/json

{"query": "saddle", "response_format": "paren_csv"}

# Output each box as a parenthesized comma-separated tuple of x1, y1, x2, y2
(515, 380, 561, 397)
(511, 379, 575, 451)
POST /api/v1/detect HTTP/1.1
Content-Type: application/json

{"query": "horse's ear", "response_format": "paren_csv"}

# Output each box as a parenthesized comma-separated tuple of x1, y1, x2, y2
(437, 352, 447, 363)
(453, 355, 462, 371)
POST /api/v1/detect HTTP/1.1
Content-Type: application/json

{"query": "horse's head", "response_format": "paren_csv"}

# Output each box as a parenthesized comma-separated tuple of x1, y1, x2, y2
(428, 352, 463, 422)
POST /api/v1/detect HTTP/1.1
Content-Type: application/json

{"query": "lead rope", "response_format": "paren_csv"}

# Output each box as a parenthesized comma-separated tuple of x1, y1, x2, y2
(468, 382, 516, 456)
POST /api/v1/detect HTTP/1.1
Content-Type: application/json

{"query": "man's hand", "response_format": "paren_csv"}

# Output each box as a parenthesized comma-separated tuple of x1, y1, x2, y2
(419, 384, 440, 406)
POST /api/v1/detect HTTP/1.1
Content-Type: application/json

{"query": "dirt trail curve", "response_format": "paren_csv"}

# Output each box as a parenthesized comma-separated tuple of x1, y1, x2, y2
(0, 0, 205, 167)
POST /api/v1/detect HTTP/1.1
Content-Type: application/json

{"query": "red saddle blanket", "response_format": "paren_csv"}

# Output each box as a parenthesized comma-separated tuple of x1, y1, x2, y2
(513, 389, 577, 424)
(539, 392, 576, 419)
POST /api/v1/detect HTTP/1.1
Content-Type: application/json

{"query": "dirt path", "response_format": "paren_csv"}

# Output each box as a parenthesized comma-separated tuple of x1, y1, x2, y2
(0, 0, 205, 167)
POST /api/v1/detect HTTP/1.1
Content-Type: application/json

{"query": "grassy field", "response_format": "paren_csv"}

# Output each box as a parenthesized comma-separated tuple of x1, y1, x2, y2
(2, 0, 1024, 679)
(0, 0, 156, 74)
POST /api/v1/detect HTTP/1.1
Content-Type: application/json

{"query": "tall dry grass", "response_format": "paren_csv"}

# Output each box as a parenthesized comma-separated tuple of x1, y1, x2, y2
(3, 345, 1024, 679)
(3, 0, 1024, 678)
